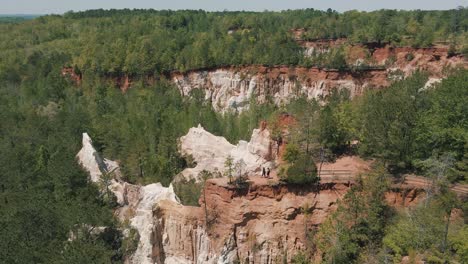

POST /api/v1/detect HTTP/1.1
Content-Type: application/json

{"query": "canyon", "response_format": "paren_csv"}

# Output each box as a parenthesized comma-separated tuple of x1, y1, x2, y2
(177, 124, 273, 181)
(4, 9, 468, 264)
(72, 40, 468, 264)
(63, 41, 467, 113)
(172, 44, 466, 112)
(76, 126, 467, 264)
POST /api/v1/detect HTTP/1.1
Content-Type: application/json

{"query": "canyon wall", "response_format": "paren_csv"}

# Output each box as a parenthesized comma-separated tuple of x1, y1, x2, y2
(76, 131, 443, 264)
(178, 124, 273, 181)
(152, 176, 442, 264)
(153, 180, 350, 264)
(61, 41, 467, 113)
(172, 66, 385, 112)
(172, 46, 466, 112)
(76, 133, 180, 264)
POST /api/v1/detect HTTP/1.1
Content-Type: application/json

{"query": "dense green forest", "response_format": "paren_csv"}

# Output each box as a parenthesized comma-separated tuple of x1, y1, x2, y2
(0, 8, 467, 264)
(1, 8, 467, 78)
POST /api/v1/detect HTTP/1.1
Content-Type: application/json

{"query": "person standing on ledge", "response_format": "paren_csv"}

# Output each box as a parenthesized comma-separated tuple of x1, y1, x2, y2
(262, 167, 266, 178)
(267, 167, 271, 178)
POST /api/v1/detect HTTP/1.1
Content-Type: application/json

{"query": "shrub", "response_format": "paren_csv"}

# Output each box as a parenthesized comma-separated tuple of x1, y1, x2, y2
(173, 178, 202, 206)
(405, 53, 415, 61)
(283, 144, 300, 163)
(280, 154, 319, 185)
(121, 227, 140, 257)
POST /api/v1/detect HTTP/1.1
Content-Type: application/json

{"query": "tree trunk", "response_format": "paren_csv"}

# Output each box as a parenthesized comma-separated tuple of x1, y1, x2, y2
(204, 184, 208, 225)
(442, 208, 452, 253)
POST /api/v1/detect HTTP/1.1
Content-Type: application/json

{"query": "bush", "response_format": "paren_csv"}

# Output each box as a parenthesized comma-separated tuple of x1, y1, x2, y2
(405, 53, 415, 61)
(283, 144, 300, 163)
(462, 45, 468, 58)
(173, 178, 202, 206)
(232, 175, 249, 189)
(280, 154, 319, 185)
(121, 227, 140, 257)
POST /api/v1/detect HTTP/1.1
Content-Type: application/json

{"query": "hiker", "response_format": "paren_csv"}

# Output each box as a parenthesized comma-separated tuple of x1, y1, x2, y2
(267, 167, 271, 178)
(262, 167, 266, 177)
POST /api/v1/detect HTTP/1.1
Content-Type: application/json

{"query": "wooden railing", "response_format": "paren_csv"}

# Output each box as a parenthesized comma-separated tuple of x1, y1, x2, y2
(318, 170, 353, 182)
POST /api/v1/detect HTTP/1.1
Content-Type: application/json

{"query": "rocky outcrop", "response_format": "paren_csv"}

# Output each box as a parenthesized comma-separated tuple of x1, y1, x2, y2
(76, 133, 180, 264)
(172, 66, 379, 112)
(77, 129, 339, 264)
(178, 124, 273, 181)
(153, 174, 466, 264)
(77, 132, 467, 264)
(152, 201, 212, 263)
(62, 39, 466, 113)
(153, 179, 350, 264)
(76, 133, 125, 203)
(172, 45, 466, 112)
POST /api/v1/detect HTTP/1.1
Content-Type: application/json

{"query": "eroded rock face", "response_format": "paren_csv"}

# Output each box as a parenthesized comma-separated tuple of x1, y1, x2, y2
(172, 46, 466, 113)
(78, 132, 464, 264)
(153, 179, 351, 264)
(76, 133, 180, 264)
(173, 67, 368, 112)
(152, 176, 451, 264)
(78, 129, 332, 264)
(178, 125, 272, 181)
(152, 201, 214, 263)
(128, 183, 180, 264)
(76, 133, 110, 183)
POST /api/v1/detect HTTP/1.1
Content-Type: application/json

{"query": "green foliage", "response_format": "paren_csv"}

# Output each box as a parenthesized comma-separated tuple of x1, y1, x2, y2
(316, 168, 391, 263)
(319, 89, 353, 154)
(450, 225, 468, 263)
(382, 194, 463, 262)
(383, 206, 445, 256)
(283, 144, 300, 163)
(291, 252, 310, 264)
(353, 69, 468, 178)
(328, 48, 348, 70)
(231, 159, 249, 188)
(224, 155, 235, 183)
(1, 9, 466, 77)
(0, 71, 120, 262)
(357, 72, 428, 169)
(59, 234, 118, 264)
(121, 227, 140, 258)
(173, 178, 202, 206)
(415, 71, 468, 179)
(280, 154, 318, 185)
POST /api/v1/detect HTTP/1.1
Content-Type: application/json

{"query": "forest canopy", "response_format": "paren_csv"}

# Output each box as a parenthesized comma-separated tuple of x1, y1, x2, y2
(0, 8, 467, 77)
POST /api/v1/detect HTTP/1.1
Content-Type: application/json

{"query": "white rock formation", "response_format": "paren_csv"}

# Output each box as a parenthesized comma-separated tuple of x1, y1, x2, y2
(76, 133, 109, 183)
(178, 124, 272, 181)
(76, 127, 276, 264)
(129, 183, 179, 264)
(76, 133, 125, 204)
(171, 46, 467, 113)
(172, 69, 357, 112)
(76, 133, 180, 264)
(174, 70, 257, 113)
(422, 77, 442, 90)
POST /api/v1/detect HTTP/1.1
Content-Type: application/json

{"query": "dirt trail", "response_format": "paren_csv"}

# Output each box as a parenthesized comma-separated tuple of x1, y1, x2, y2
(216, 156, 468, 199)
(389, 175, 468, 198)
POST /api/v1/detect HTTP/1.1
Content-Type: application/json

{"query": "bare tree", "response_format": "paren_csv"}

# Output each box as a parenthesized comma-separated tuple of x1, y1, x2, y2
(234, 159, 247, 181)
(418, 153, 454, 207)
(199, 170, 213, 225)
